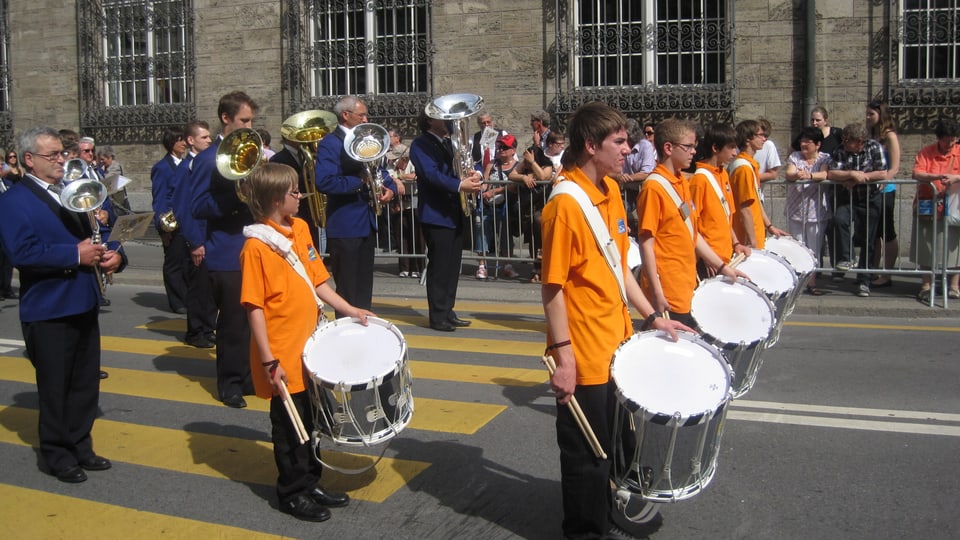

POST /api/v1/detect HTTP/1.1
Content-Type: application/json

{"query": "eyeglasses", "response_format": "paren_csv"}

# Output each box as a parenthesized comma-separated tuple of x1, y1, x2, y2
(671, 142, 698, 153)
(80, 148, 95, 154)
(496, 145, 513, 150)
(644, 130, 655, 136)
(345, 110, 369, 119)
(31, 150, 70, 162)
(6, 154, 16, 159)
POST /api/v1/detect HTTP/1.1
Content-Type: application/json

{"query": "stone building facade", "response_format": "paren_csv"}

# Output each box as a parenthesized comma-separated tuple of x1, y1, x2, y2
(1, 1, 957, 215)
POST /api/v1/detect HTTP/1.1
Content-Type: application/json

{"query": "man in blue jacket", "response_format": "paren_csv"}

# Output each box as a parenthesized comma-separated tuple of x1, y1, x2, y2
(0, 126, 123, 483)
(151, 125, 187, 314)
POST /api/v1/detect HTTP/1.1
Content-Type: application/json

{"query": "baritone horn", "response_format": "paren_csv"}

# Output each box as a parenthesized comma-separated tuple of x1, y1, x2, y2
(63, 159, 91, 183)
(424, 93, 484, 217)
(60, 178, 110, 296)
(344, 123, 391, 217)
(215, 127, 263, 203)
(280, 110, 339, 228)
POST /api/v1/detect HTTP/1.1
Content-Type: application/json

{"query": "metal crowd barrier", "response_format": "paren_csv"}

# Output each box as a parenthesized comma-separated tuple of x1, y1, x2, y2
(359, 177, 957, 307)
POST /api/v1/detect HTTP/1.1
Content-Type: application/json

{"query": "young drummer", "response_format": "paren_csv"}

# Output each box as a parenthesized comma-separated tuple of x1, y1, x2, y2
(728, 119, 789, 249)
(689, 123, 752, 277)
(239, 163, 375, 522)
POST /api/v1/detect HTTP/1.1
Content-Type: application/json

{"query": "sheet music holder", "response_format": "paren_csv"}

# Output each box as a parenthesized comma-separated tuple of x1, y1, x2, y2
(110, 212, 155, 245)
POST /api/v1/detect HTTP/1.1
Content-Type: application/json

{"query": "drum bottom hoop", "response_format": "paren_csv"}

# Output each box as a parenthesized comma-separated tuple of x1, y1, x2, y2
(310, 363, 414, 447)
(718, 343, 767, 399)
(612, 401, 729, 503)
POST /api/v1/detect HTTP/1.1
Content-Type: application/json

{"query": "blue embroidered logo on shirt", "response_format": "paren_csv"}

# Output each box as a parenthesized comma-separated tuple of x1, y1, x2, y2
(307, 246, 318, 261)
(617, 219, 626, 234)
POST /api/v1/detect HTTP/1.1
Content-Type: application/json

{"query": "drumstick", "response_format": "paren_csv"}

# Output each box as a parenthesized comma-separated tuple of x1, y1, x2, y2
(542, 354, 608, 459)
(279, 382, 310, 445)
(727, 252, 746, 269)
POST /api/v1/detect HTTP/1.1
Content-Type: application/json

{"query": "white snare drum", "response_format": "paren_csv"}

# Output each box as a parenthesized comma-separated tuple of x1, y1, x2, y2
(691, 276, 775, 398)
(611, 331, 732, 505)
(764, 236, 816, 316)
(303, 317, 414, 447)
(736, 249, 798, 345)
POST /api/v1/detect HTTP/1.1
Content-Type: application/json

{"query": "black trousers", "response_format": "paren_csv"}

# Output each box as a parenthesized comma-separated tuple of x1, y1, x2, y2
(556, 382, 617, 539)
(185, 255, 216, 341)
(270, 390, 323, 502)
(327, 234, 376, 317)
(209, 270, 253, 399)
(161, 231, 189, 312)
(0, 246, 13, 294)
(834, 200, 881, 286)
(22, 309, 101, 473)
(422, 223, 464, 325)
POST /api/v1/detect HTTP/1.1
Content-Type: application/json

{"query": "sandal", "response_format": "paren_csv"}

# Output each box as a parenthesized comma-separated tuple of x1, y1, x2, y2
(529, 273, 541, 283)
(917, 287, 932, 302)
(871, 277, 893, 288)
(805, 285, 824, 296)
(950, 288, 960, 299)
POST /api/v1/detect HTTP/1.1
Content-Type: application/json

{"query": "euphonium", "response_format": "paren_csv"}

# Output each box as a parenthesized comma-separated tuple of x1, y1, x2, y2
(60, 178, 109, 296)
(424, 93, 485, 217)
(344, 123, 391, 217)
(280, 110, 339, 228)
(63, 158, 91, 183)
(215, 127, 263, 203)
(158, 209, 178, 232)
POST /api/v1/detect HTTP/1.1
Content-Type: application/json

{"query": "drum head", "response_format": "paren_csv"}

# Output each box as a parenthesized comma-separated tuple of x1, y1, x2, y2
(691, 277, 775, 346)
(303, 317, 406, 387)
(765, 236, 816, 275)
(736, 249, 797, 296)
(611, 331, 730, 424)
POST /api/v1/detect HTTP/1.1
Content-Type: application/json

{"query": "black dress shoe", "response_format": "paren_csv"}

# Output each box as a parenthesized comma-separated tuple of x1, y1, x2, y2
(280, 493, 331, 522)
(79, 455, 112, 471)
(173, 306, 188, 315)
(100, 297, 111, 307)
(99, 370, 109, 379)
(447, 316, 471, 327)
(2, 292, 17, 300)
(222, 394, 247, 408)
(308, 485, 350, 508)
(185, 335, 215, 349)
(429, 321, 456, 332)
(55, 466, 87, 483)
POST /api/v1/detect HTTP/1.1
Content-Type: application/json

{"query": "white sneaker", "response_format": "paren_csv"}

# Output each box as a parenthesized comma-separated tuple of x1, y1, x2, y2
(476, 265, 487, 280)
(502, 264, 519, 279)
(411, 272, 420, 279)
(856, 284, 870, 297)
(398, 271, 409, 278)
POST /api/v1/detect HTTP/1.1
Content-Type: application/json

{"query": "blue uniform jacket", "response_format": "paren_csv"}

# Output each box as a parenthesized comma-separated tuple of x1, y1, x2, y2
(410, 132, 465, 229)
(190, 139, 253, 271)
(314, 127, 396, 239)
(151, 153, 179, 231)
(172, 153, 205, 248)
(0, 178, 102, 322)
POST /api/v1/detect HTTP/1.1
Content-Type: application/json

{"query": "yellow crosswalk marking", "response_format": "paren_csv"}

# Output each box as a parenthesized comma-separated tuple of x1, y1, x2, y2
(1, 484, 282, 538)
(0, 405, 429, 502)
(0, 358, 507, 435)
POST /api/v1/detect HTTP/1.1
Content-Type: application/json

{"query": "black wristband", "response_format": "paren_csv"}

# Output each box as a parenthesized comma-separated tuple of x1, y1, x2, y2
(545, 340, 571, 353)
(262, 359, 280, 375)
(717, 263, 727, 274)
(641, 311, 662, 331)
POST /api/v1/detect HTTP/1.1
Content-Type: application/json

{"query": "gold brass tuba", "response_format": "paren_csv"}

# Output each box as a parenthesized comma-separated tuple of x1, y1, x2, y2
(424, 93, 485, 217)
(344, 123, 391, 217)
(215, 127, 263, 203)
(280, 110, 339, 228)
(60, 178, 110, 296)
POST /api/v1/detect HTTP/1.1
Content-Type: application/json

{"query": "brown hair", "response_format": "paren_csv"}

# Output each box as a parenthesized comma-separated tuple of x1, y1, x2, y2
(244, 163, 298, 221)
(561, 102, 626, 169)
(654, 117, 698, 157)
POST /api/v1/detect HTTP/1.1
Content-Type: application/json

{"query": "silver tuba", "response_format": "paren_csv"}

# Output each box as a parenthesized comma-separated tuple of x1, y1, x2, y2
(60, 178, 110, 296)
(215, 127, 264, 203)
(63, 159, 91, 183)
(424, 93, 485, 217)
(281, 110, 339, 228)
(344, 123, 391, 217)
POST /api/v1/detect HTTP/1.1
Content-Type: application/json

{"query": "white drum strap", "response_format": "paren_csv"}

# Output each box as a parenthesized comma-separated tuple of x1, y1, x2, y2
(548, 179, 627, 304)
(645, 173, 696, 241)
(242, 224, 326, 324)
(729, 158, 764, 203)
(694, 167, 731, 220)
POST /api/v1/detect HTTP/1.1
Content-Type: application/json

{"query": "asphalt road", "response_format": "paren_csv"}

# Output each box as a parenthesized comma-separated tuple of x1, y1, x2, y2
(0, 276, 957, 539)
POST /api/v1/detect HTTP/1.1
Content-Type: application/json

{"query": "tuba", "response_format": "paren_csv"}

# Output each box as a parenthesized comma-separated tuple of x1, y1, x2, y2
(425, 93, 485, 217)
(61, 178, 110, 296)
(215, 127, 263, 203)
(63, 159, 91, 183)
(280, 110, 339, 228)
(344, 123, 391, 217)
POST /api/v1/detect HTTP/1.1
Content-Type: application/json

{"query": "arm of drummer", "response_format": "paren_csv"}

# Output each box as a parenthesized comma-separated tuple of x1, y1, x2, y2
(542, 284, 576, 405)
(695, 236, 748, 282)
(315, 281, 376, 325)
(623, 265, 692, 339)
(247, 306, 285, 393)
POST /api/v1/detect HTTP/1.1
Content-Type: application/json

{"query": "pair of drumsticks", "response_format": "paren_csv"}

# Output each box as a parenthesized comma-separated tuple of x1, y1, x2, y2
(280, 383, 310, 444)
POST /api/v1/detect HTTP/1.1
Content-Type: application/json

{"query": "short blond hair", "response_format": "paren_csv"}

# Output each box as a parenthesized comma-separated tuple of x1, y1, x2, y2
(244, 163, 298, 221)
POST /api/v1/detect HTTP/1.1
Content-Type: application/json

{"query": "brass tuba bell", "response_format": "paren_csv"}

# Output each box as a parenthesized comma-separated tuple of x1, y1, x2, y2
(215, 127, 264, 203)
(424, 93, 485, 217)
(60, 178, 110, 296)
(343, 123, 391, 217)
(280, 110, 339, 228)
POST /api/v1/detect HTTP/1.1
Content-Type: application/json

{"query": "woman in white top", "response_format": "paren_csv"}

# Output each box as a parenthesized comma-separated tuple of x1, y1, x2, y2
(785, 126, 831, 294)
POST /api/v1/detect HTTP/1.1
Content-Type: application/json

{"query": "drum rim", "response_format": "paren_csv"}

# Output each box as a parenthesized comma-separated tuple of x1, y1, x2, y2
(737, 248, 798, 295)
(764, 236, 816, 274)
(610, 330, 732, 426)
(690, 276, 776, 349)
(303, 316, 408, 389)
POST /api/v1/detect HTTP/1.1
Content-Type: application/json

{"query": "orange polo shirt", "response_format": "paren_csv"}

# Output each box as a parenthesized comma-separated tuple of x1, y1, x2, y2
(729, 152, 766, 249)
(690, 161, 736, 261)
(240, 217, 329, 398)
(541, 166, 632, 386)
(637, 163, 699, 314)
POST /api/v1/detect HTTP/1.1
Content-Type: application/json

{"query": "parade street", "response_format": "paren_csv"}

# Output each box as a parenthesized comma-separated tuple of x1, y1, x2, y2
(0, 246, 957, 539)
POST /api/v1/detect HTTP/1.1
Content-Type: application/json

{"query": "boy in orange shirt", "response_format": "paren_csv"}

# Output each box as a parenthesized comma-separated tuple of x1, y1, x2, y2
(636, 118, 744, 326)
(728, 120, 788, 248)
(239, 163, 375, 522)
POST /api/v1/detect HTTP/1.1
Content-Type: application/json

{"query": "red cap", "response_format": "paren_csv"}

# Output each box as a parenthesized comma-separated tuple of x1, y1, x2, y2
(496, 134, 517, 148)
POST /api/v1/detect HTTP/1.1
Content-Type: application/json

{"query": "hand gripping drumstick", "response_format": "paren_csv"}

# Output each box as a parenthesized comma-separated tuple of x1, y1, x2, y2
(542, 354, 608, 459)
(279, 382, 310, 445)
(728, 252, 746, 269)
